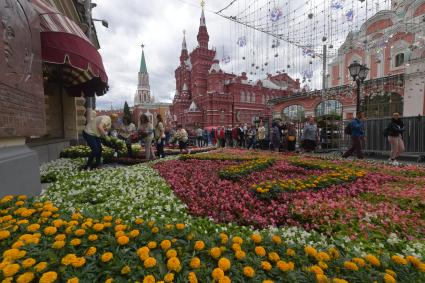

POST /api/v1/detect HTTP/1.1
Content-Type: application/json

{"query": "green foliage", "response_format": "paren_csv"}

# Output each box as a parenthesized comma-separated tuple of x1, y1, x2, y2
(123, 101, 132, 123)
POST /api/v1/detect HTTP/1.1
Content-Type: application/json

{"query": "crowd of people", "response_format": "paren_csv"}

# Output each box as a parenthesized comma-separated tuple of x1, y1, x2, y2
(80, 111, 406, 169)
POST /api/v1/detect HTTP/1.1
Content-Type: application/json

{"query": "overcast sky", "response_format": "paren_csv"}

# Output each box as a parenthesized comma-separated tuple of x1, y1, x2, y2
(92, 0, 390, 110)
(93, 0, 232, 110)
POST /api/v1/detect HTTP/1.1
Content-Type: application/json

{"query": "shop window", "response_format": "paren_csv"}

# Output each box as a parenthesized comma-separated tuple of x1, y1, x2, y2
(395, 53, 404, 67)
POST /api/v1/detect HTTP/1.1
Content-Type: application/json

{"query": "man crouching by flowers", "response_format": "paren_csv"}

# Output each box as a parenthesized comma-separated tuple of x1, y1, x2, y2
(174, 125, 190, 154)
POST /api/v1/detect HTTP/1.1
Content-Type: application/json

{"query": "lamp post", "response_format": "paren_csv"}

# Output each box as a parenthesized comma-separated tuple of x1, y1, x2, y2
(348, 61, 369, 116)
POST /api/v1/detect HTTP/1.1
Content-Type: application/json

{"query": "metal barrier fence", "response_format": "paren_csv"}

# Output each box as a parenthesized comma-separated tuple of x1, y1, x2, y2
(316, 115, 425, 154)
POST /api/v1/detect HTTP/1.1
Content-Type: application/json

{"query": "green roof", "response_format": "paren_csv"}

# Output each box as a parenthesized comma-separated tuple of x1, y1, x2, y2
(140, 50, 147, 73)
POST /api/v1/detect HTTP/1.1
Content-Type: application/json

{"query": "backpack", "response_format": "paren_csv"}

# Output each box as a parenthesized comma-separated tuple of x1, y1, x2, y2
(344, 123, 352, 135)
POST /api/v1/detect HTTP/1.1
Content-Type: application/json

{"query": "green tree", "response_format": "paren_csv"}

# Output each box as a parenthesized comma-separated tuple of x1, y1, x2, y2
(123, 101, 132, 122)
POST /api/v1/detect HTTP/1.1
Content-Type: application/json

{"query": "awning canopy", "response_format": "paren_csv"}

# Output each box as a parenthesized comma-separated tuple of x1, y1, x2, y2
(32, 0, 108, 97)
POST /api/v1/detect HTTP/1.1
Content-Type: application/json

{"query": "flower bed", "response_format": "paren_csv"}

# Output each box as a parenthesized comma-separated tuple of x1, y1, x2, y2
(218, 158, 275, 181)
(1, 195, 424, 283)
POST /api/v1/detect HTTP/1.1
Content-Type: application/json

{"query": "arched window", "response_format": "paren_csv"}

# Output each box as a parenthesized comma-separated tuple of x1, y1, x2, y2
(282, 105, 305, 122)
(240, 91, 245, 102)
(362, 92, 403, 118)
(395, 53, 405, 67)
(315, 100, 343, 118)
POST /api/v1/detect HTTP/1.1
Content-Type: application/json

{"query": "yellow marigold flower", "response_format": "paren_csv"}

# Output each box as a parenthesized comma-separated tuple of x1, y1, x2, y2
(101, 252, 113, 263)
(66, 278, 79, 283)
(39, 271, 57, 283)
(114, 224, 126, 232)
(121, 265, 131, 274)
(233, 250, 245, 260)
(138, 248, 150, 261)
(391, 255, 407, 265)
(188, 272, 198, 283)
(74, 229, 85, 237)
(27, 224, 40, 232)
(104, 222, 112, 228)
(219, 233, 228, 244)
(164, 273, 174, 282)
(22, 258, 36, 268)
(218, 276, 231, 283)
(61, 254, 77, 266)
(115, 231, 125, 238)
(159, 240, 171, 251)
(115, 218, 122, 224)
(310, 265, 324, 275)
(71, 257, 86, 268)
(212, 268, 225, 280)
(332, 279, 349, 283)
(52, 240, 65, 249)
(105, 279, 113, 283)
(16, 272, 35, 283)
(268, 252, 280, 262)
(15, 201, 25, 206)
(3, 248, 25, 260)
(166, 249, 177, 259)
(88, 234, 98, 241)
(232, 236, 243, 245)
(218, 257, 231, 271)
(92, 223, 104, 232)
(54, 234, 66, 241)
(70, 238, 81, 246)
(255, 246, 266, 257)
(85, 246, 97, 256)
(117, 236, 129, 245)
(305, 246, 318, 257)
(71, 213, 82, 220)
(167, 257, 181, 272)
(151, 227, 159, 234)
(0, 230, 10, 240)
(0, 195, 13, 203)
(385, 269, 396, 278)
(352, 257, 365, 267)
(17, 219, 29, 225)
(43, 226, 57, 236)
(261, 261, 272, 271)
(210, 247, 222, 259)
(365, 254, 380, 266)
(243, 266, 255, 278)
(277, 260, 294, 272)
(251, 234, 262, 244)
(318, 261, 328, 270)
(176, 223, 185, 230)
(34, 262, 47, 272)
(406, 256, 421, 267)
(286, 248, 296, 256)
(103, 215, 113, 222)
(316, 274, 328, 283)
(231, 243, 241, 252)
(129, 229, 140, 238)
(316, 252, 331, 262)
(344, 261, 359, 271)
(190, 257, 201, 269)
(148, 241, 157, 249)
(194, 240, 205, 251)
(40, 211, 52, 218)
(271, 235, 282, 245)
(263, 280, 274, 283)
(2, 263, 20, 277)
(186, 233, 194, 241)
(144, 257, 157, 268)
(147, 220, 155, 227)
(383, 273, 396, 283)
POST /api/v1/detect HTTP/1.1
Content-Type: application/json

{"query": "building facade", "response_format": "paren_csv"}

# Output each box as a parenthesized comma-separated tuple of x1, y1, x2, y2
(171, 7, 300, 129)
(132, 48, 172, 127)
(272, 0, 425, 121)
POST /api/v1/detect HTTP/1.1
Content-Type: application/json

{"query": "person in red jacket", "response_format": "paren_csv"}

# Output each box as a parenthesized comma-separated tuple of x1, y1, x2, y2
(218, 126, 226, 148)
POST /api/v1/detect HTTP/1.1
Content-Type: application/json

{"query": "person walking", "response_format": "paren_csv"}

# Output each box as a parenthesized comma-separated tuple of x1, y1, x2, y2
(196, 127, 203, 147)
(287, 123, 297, 152)
(155, 114, 166, 158)
(118, 116, 136, 157)
(218, 126, 226, 148)
(225, 125, 233, 147)
(246, 124, 256, 150)
(342, 112, 366, 159)
(175, 125, 189, 154)
(238, 124, 245, 148)
(385, 112, 405, 163)
(232, 126, 239, 147)
(301, 117, 318, 152)
(257, 121, 266, 150)
(271, 121, 281, 151)
(82, 115, 115, 169)
(139, 114, 156, 160)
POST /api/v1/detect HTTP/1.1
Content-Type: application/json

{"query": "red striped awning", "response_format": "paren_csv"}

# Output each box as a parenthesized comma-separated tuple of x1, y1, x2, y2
(32, 0, 108, 96)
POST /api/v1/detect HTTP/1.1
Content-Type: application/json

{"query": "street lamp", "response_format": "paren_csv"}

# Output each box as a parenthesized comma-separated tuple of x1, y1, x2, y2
(93, 18, 109, 28)
(348, 61, 369, 116)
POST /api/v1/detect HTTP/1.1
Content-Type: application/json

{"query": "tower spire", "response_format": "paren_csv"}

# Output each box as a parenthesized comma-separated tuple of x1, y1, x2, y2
(140, 44, 147, 73)
(182, 30, 187, 50)
(180, 30, 189, 64)
(197, 0, 209, 48)
(200, 0, 206, 26)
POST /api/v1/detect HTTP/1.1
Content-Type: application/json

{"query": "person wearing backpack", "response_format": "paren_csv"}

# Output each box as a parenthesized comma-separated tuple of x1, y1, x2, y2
(342, 112, 366, 159)
(385, 112, 405, 163)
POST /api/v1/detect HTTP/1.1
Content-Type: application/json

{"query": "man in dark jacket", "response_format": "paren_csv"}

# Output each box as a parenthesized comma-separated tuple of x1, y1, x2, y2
(385, 112, 405, 163)
(343, 112, 366, 159)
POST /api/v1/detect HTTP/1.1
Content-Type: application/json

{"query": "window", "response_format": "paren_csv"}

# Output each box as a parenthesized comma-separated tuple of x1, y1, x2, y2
(395, 53, 404, 67)
(361, 92, 403, 118)
(282, 105, 305, 122)
(240, 91, 245, 102)
(315, 100, 343, 118)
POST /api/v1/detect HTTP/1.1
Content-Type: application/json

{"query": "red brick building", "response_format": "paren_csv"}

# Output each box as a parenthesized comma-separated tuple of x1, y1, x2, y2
(171, 7, 300, 129)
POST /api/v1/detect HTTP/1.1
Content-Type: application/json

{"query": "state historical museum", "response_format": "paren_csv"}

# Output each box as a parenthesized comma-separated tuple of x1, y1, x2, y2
(171, 7, 300, 128)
